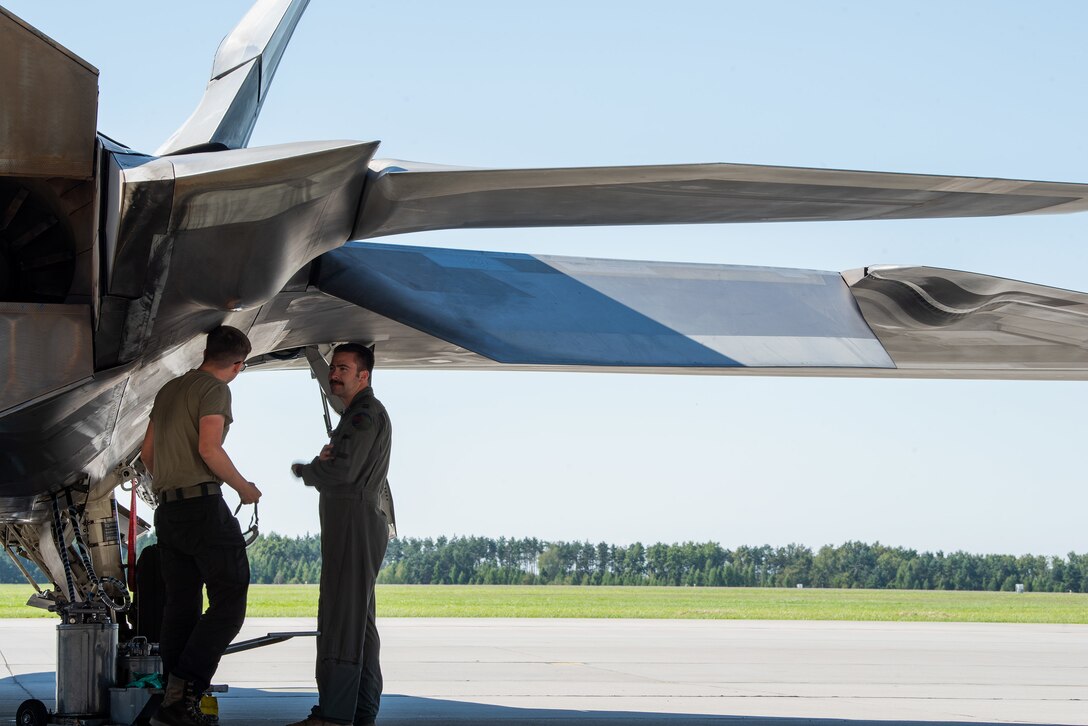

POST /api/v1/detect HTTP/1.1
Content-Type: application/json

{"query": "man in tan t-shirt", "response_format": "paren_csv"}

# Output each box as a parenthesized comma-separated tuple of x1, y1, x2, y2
(141, 325, 261, 726)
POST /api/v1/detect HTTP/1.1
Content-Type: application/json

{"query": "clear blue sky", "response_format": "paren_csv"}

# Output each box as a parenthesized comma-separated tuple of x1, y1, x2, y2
(10, 1, 1088, 555)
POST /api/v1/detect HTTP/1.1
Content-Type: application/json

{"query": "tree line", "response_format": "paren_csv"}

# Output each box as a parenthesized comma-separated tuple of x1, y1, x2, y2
(256, 535, 1088, 592)
(4, 535, 1087, 592)
(374, 537, 1088, 592)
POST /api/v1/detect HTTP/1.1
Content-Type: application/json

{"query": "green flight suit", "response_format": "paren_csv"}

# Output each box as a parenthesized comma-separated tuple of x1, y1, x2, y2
(297, 386, 395, 725)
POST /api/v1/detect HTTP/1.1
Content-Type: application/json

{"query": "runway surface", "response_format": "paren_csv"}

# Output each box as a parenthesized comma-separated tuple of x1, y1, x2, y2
(1, 617, 1085, 725)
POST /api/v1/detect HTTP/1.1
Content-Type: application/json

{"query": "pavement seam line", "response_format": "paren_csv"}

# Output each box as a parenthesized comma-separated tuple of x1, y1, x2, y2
(0, 645, 35, 699)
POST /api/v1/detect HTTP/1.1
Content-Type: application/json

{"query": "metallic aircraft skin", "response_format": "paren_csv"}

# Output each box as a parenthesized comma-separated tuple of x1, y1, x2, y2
(1, 0, 1088, 617)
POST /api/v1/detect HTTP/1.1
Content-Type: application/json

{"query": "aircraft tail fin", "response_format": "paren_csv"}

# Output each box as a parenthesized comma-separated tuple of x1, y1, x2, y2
(156, 0, 310, 156)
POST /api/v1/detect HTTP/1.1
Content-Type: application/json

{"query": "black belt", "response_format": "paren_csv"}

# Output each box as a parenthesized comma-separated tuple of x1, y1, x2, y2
(160, 482, 221, 503)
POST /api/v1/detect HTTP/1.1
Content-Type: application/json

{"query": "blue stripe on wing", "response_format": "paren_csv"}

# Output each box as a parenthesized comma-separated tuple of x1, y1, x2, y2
(317, 242, 891, 369)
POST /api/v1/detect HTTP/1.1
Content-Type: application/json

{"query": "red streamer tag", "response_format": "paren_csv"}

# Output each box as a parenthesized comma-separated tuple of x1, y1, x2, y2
(127, 483, 138, 590)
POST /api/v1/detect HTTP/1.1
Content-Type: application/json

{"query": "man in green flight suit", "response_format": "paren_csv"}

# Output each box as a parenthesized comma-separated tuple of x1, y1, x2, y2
(287, 343, 395, 726)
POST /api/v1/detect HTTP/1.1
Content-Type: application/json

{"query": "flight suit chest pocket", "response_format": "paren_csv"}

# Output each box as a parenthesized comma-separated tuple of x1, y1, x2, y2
(329, 408, 375, 460)
(329, 426, 351, 460)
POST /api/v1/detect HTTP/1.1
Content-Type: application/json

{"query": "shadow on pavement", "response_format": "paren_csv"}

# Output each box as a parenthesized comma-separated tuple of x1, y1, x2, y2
(0, 679, 1067, 726)
(215, 687, 1063, 726)
(0, 671, 54, 703)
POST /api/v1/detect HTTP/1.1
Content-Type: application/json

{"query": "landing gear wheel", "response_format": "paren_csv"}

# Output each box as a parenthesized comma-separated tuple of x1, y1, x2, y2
(16, 699, 49, 726)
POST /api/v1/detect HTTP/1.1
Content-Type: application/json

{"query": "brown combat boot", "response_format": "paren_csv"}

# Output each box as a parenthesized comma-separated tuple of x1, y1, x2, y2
(150, 674, 211, 726)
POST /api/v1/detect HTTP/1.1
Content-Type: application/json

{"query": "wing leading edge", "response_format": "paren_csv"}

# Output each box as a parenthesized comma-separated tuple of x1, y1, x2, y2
(355, 159, 1088, 239)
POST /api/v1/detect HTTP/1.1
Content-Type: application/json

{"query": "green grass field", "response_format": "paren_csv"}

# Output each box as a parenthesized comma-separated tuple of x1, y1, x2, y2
(1, 584, 1085, 622)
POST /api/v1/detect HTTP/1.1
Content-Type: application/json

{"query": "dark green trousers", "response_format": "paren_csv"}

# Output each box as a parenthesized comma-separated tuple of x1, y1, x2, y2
(314, 495, 388, 724)
(155, 494, 249, 693)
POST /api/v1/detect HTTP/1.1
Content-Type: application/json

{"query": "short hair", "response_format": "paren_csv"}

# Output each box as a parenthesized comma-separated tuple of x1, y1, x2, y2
(333, 343, 374, 375)
(204, 325, 252, 366)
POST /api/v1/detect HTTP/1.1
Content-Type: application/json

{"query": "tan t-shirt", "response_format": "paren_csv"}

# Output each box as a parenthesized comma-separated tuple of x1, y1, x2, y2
(149, 369, 233, 494)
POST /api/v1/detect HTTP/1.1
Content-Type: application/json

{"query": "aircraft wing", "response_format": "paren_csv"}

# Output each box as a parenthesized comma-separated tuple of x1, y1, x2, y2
(247, 242, 1088, 381)
(355, 159, 1088, 239)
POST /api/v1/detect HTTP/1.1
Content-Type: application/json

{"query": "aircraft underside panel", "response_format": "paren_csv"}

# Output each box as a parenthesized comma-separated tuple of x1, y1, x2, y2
(0, 303, 93, 415)
(316, 242, 892, 369)
(0, 375, 126, 502)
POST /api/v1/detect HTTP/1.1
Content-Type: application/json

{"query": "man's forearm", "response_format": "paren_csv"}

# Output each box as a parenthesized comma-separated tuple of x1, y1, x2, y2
(297, 458, 335, 491)
(200, 444, 249, 492)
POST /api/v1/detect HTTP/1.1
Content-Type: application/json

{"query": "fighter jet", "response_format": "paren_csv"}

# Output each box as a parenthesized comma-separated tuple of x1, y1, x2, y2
(2, 0, 1088, 720)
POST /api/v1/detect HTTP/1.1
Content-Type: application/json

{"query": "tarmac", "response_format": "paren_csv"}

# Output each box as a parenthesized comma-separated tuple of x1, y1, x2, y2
(1, 617, 1085, 725)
